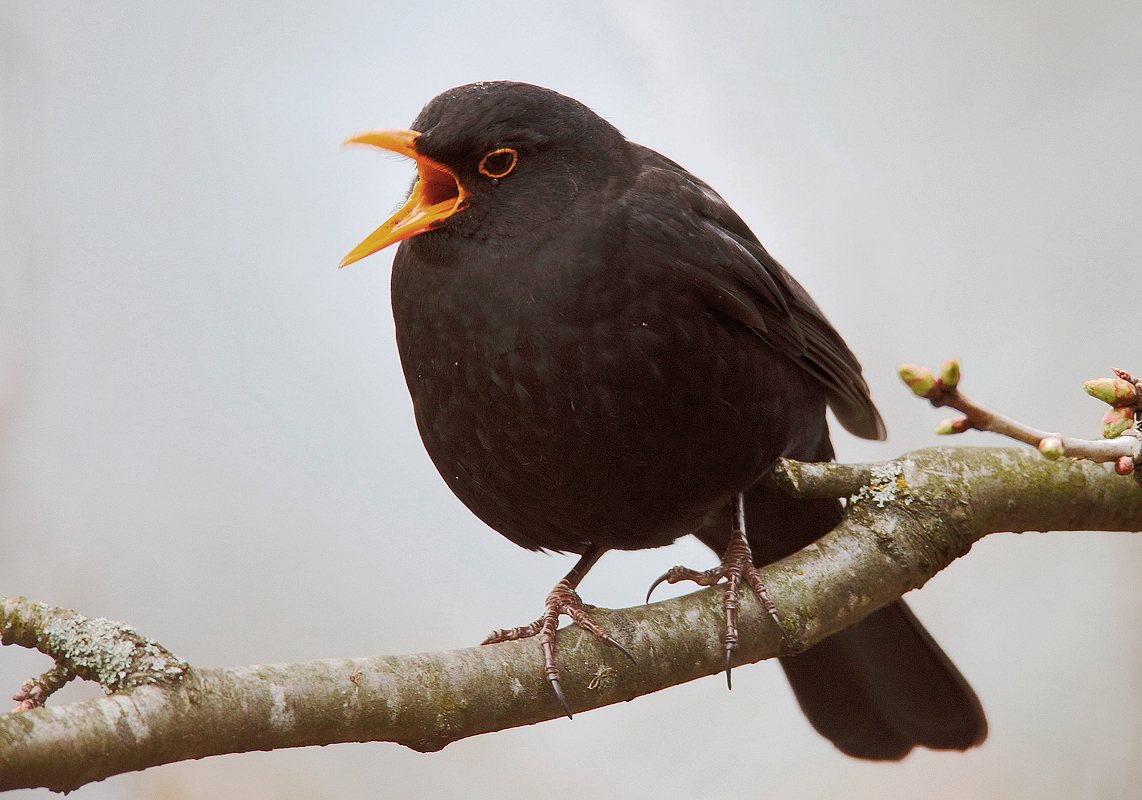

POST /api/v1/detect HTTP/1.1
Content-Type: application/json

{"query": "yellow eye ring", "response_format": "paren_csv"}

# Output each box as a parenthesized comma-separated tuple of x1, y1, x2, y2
(478, 148, 518, 179)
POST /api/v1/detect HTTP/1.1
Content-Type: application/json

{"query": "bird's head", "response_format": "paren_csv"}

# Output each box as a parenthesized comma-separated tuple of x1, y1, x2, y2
(340, 81, 629, 267)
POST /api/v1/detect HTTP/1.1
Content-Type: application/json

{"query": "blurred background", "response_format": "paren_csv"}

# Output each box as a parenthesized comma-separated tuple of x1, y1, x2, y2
(3, 2, 1141, 798)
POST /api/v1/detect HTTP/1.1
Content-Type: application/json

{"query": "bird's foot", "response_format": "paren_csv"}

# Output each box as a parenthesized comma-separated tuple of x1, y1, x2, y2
(647, 530, 789, 688)
(482, 577, 633, 719)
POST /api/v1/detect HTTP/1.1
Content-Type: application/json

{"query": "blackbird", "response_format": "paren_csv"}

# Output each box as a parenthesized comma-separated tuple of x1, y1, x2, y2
(341, 81, 986, 759)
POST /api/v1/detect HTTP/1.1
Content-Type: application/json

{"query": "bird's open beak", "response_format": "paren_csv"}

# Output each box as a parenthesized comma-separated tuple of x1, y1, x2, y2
(340, 129, 468, 267)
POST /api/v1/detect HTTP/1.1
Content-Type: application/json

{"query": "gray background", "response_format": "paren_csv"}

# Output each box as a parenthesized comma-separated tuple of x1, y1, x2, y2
(3, 2, 1141, 798)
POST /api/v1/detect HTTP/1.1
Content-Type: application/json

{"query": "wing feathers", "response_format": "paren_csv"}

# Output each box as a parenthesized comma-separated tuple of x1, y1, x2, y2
(622, 150, 886, 441)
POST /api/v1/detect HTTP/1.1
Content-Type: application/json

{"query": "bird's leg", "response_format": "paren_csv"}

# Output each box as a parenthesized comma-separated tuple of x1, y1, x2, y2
(482, 543, 632, 718)
(647, 492, 790, 688)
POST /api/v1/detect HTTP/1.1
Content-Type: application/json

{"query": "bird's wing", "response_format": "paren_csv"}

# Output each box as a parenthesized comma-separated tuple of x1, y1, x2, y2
(618, 147, 886, 441)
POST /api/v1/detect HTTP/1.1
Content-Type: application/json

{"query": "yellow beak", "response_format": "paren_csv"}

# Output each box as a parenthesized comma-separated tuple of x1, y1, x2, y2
(340, 129, 468, 267)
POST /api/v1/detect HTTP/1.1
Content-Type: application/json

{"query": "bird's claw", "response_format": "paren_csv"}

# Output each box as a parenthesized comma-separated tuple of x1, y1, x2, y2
(646, 564, 726, 603)
(548, 672, 572, 719)
(482, 578, 633, 718)
(648, 528, 790, 688)
(646, 572, 670, 604)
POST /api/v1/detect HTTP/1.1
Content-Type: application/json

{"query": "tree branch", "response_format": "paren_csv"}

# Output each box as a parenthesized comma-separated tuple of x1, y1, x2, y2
(2, 446, 1140, 793)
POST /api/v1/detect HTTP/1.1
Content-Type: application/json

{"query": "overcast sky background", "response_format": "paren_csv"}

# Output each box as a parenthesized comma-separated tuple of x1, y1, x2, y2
(3, 2, 1141, 798)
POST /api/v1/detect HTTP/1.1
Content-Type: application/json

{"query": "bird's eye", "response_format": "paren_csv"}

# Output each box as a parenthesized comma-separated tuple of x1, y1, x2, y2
(478, 148, 518, 179)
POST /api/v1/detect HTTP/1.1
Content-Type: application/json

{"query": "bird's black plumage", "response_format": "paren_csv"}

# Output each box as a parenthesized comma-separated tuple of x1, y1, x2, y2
(345, 81, 985, 758)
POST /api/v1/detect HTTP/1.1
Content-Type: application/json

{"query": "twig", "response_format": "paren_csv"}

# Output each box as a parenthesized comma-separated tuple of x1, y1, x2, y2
(899, 359, 1142, 476)
(12, 665, 76, 712)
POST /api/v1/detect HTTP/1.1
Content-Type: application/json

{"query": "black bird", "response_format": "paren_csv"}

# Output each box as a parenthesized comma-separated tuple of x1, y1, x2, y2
(341, 81, 986, 759)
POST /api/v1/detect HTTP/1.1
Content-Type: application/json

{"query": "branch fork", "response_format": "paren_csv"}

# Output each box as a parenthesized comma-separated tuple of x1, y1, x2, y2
(1, 597, 188, 711)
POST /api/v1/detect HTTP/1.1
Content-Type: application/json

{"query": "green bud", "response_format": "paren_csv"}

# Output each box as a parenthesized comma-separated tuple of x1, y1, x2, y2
(1038, 437, 1065, 460)
(935, 417, 970, 435)
(939, 358, 961, 389)
(1084, 378, 1138, 407)
(1102, 406, 1136, 439)
(898, 364, 937, 398)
